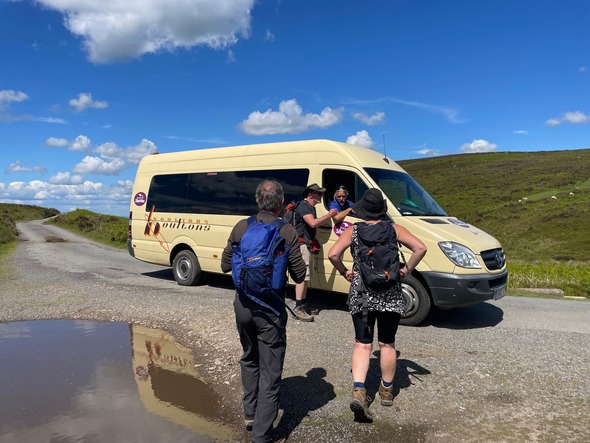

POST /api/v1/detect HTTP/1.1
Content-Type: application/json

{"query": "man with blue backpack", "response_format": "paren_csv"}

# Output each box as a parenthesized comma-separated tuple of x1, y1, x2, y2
(221, 179, 306, 443)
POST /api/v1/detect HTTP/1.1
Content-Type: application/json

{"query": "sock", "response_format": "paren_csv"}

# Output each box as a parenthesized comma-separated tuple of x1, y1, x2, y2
(295, 300, 304, 307)
(353, 382, 365, 389)
(381, 379, 393, 388)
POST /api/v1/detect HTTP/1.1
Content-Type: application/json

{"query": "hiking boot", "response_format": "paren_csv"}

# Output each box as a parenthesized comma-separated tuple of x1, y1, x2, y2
(293, 305, 314, 322)
(304, 304, 319, 315)
(378, 381, 394, 406)
(244, 415, 254, 431)
(266, 427, 287, 442)
(350, 388, 373, 422)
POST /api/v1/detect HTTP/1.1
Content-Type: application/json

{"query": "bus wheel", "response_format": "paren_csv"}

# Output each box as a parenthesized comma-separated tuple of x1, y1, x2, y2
(173, 250, 202, 286)
(400, 275, 431, 326)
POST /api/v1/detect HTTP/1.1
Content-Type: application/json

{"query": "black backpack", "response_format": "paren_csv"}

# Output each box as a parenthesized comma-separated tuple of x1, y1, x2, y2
(355, 222, 400, 292)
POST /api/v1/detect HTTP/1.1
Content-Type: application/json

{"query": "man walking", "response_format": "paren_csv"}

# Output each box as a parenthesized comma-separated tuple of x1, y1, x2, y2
(221, 179, 306, 443)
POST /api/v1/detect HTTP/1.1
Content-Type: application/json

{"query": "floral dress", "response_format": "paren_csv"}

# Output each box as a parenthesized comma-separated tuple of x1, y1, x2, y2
(348, 223, 405, 316)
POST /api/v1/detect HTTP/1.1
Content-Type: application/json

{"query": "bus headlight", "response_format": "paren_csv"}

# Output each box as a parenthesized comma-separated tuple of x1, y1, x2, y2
(439, 242, 482, 269)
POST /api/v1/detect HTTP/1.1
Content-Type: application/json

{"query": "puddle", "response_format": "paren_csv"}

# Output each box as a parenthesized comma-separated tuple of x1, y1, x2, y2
(0, 320, 236, 443)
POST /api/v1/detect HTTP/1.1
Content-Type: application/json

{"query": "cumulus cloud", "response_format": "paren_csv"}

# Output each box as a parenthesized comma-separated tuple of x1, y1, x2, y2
(49, 172, 84, 185)
(545, 111, 590, 126)
(94, 139, 158, 165)
(239, 99, 344, 135)
(73, 156, 126, 176)
(69, 93, 108, 112)
(346, 130, 374, 149)
(459, 139, 498, 153)
(5, 161, 47, 175)
(352, 112, 386, 126)
(36, 0, 255, 63)
(46, 135, 92, 151)
(0, 89, 29, 110)
(0, 179, 133, 215)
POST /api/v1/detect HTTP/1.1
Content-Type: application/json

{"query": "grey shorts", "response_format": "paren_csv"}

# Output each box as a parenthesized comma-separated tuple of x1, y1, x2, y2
(300, 244, 311, 282)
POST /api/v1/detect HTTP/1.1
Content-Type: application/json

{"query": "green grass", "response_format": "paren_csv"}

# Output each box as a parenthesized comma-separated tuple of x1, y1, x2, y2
(0, 203, 60, 245)
(45, 209, 128, 249)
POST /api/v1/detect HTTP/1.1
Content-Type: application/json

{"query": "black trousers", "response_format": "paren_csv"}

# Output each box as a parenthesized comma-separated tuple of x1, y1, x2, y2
(234, 293, 287, 443)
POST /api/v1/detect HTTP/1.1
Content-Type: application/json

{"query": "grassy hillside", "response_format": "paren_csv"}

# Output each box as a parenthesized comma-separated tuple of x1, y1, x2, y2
(399, 149, 590, 262)
(0, 203, 60, 244)
(45, 209, 128, 249)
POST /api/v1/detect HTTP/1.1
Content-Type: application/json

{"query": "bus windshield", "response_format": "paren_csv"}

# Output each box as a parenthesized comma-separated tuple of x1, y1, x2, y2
(364, 168, 447, 217)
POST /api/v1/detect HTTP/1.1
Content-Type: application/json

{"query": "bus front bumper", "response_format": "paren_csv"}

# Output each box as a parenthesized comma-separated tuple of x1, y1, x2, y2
(422, 270, 508, 308)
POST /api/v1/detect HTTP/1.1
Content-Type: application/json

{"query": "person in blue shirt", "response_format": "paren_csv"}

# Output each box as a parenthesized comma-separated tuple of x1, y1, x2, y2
(329, 185, 355, 222)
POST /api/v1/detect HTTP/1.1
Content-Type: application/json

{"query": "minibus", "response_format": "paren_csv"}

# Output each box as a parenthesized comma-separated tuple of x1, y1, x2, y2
(128, 139, 507, 325)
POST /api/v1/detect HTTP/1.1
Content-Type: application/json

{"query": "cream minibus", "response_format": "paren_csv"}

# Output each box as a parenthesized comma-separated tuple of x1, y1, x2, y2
(128, 139, 507, 325)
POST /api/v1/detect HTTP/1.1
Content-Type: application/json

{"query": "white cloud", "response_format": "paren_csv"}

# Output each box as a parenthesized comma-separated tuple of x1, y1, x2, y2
(73, 156, 126, 176)
(69, 93, 108, 112)
(239, 99, 344, 135)
(0, 179, 134, 214)
(459, 139, 498, 153)
(546, 111, 590, 126)
(352, 112, 386, 126)
(46, 137, 70, 147)
(415, 148, 441, 157)
(5, 161, 47, 174)
(513, 130, 528, 135)
(36, 0, 255, 63)
(49, 172, 84, 184)
(94, 139, 158, 165)
(264, 29, 275, 42)
(346, 130, 374, 149)
(0, 89, 29, 110)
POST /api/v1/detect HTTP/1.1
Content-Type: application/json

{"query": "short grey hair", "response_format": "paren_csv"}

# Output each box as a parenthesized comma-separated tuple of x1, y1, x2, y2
(256, 180, 284, 212)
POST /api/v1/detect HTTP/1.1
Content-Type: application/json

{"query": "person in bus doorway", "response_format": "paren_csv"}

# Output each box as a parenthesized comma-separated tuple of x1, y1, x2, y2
(329, 185, 355, 223)
(221, 180, 307, 443)
(327, 188, 427, 423)
(292, 183, 338, 322)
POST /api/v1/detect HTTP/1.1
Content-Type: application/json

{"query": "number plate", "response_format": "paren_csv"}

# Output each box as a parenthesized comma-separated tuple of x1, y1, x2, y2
(493, 285, 507, 300)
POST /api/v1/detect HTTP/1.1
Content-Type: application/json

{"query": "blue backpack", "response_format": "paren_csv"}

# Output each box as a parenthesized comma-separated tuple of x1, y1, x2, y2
(231, 216, 291, 316)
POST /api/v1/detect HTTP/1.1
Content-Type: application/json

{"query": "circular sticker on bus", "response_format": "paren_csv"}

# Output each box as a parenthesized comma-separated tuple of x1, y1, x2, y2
(334, 221, 353, 237)
(134, 192, 147, 206)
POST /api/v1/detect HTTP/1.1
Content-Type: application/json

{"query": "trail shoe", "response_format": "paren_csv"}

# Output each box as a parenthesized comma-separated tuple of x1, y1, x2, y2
(350, 388, 373, 423)
(293, 305, 314, 322)
(304, 304, 319, 315)
(378, 381, 394, 406)
(267, 427, 287, 442)
(244, 416, 254, 431)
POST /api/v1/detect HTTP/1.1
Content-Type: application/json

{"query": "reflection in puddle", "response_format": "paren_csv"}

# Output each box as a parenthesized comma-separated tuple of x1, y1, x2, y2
(0, 320, 235, 443)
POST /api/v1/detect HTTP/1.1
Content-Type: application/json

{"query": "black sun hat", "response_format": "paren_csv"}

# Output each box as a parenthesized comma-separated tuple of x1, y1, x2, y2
(303, 183, 326, 197)
(352, 188, 388, 220)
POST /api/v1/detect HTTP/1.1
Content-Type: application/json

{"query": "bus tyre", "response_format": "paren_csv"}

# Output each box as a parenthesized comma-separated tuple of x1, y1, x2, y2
(173, 250, 202, 286)
(399, 275, 431, 326)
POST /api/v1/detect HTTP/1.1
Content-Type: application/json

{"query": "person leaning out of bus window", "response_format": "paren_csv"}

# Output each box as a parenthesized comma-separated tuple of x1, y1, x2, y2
(330, 185, 355, 223)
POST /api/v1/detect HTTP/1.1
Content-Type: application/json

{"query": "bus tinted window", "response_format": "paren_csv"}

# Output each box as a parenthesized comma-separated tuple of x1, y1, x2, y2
(147, 169, 309, 214)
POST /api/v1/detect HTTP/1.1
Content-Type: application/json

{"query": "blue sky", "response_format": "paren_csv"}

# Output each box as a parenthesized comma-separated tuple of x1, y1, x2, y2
(1, 0, 589, 217)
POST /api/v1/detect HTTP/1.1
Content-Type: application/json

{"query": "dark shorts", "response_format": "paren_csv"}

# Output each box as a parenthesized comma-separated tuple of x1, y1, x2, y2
(352, 310, 401, 344)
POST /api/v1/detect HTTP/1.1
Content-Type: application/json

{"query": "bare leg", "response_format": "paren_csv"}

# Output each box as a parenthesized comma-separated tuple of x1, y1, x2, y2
(295, 281, 308, 302)
(351, 341, 372, 383)
(378, 342, 397, 382)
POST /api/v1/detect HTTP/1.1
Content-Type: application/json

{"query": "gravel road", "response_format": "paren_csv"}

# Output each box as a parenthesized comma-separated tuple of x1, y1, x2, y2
(1, 219, 589, 443)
